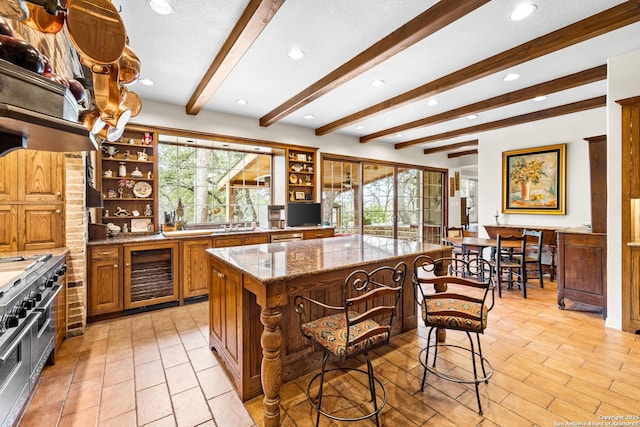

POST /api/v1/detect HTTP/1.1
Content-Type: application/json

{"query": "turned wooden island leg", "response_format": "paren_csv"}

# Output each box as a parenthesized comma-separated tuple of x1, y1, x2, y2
(260, 308, 283, 427)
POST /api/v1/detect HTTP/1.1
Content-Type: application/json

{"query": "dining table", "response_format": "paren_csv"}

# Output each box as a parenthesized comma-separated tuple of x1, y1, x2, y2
(441, 236, 523, 258)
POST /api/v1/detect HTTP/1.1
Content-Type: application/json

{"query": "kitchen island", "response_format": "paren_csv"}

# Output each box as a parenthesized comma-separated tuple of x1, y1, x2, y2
(206, 234, 450, 427)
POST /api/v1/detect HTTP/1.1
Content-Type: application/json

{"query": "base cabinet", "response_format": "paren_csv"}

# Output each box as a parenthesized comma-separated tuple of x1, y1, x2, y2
(88, 246, 122, 317)
(557, 231, 607, 318)
(181, 238, 213, 300)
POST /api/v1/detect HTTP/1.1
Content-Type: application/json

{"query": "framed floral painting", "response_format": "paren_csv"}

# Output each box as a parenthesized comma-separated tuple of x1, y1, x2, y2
(502, 143, 566, 214)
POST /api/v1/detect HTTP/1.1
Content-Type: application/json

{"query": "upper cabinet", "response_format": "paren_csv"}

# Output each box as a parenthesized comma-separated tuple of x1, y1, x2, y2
(286, 147, 317, 203)
(0, 150, 65, 251)
(95, 127, 158, 234)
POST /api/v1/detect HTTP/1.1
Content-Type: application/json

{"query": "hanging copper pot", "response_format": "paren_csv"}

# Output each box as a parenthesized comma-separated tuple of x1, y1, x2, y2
(92, 63, 119, 112)
(118, 44, 140, 85)
(21, 2, 64, 34)
(82, 108, 106, 134)
(100, 85, 132, 130)
(65, 0, 126, 66)
(122, 90, 141, 118)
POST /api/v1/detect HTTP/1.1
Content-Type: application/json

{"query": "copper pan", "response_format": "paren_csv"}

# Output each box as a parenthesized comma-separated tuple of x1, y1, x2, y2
(65, 0, 126, 66)
(22, 2, 64, 34)
(92, 63, 119, 112)
(122, 90, 141, 118)
(92, 124, 124, 143)
(101, 85, 132, 130)
(118, 44, 140, 84)
(82, 108, 106, 134)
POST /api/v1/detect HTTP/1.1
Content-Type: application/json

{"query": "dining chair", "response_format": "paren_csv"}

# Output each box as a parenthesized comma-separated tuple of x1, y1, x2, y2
(412, 255, 494, 415)
(294, 262, 407, 427)
(446, 227, 464, 258)
(490, 234, 528, 298)
(523, 229, 544, 288)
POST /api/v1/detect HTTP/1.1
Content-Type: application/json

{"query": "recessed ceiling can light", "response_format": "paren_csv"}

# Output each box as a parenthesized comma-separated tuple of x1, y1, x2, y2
(303, 114, 315, 120)
(370, 80, 385, 87)
(138, 78, 155, 86)
(503, 73, 520, 82)
(395, 133, 403, 138)
(287, 49, 304, 60)
(427, 99, 439, 106)
(235, 98, 248, 105)
(509, 3, 536, 21)
(467, 114, 478, 120)
(355, 125, 365, 130)
(147, 0, 174, 15)
(534, 95, 547, 101)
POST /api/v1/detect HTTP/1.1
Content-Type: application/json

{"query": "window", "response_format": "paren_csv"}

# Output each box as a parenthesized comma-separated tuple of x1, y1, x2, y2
(158, 141, 272, 225)
(460, 178, 478, 224)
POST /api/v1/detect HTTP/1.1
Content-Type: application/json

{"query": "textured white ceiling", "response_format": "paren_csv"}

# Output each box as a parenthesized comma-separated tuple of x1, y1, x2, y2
(113, 0, 638, 150)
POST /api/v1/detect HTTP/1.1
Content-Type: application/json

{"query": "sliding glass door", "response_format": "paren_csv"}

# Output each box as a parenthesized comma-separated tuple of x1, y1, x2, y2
(322, 156, 444, 242)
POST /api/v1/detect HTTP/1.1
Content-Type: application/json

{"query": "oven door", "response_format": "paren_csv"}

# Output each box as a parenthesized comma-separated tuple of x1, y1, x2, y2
(32, 284, 61, 385)
(0, 312, 39, 427)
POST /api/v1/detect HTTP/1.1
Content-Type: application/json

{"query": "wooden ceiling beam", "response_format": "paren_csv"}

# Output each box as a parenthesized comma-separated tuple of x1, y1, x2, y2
(258, 0, 489, 127)
(317, 2, 640, 135)
(363, 64, 606, 144)
(448, 149, 478, 158)
(422, 139, 478, 155)
(396, 96, 606, 148)
(185, 0, 284, 115)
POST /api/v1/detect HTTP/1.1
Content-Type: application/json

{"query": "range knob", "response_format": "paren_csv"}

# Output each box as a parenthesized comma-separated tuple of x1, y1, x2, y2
(4, 314, 19, 328)
(56, 265, 67, 275)
(46, 277, 55, 287)
(12, 306, 27, 319)
(22, 299, 34, 310)
(30, 291, 42, 302)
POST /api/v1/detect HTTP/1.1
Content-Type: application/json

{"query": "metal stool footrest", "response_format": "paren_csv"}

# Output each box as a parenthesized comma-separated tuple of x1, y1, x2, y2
(419, 344, 493, 385)
(306, 367, 387, 423)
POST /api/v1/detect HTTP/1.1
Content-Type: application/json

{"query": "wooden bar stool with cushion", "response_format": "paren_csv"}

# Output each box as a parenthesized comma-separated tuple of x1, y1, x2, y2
(412, 256, 494, 415)
(294, 262, 407, 427)
(490, 234, 527, 298)
(523, 229, 544, 288)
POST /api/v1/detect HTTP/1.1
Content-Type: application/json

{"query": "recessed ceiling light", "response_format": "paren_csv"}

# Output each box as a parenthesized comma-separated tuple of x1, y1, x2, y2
(427, 99, 439, 106)
(355, 125, 365, 130)
(467, 114, 478, 120)
(395, 133, 403, 138)
(254, 147, 261, 151)
(138, 78, 155, 86)
(287, 49, 304, 60)
(509, 3, 536, 21)
(222, 144, 229, 147)
(303, 114, 315, 120)
(147, 0, 174, 15)
(503, 73, 520, 82)
(235, 98, 248, 105)
(534, 95, 547, 102)
(370, 80, 385, 87)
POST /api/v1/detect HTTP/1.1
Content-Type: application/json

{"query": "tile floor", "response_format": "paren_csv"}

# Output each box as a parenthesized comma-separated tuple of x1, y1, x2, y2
(20, 278, 640, 427)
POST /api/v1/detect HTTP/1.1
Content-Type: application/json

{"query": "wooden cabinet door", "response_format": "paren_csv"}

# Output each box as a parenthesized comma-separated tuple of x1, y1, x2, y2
(181, 238, 212, 300)
(18, 151, 65, 203)
(89, 251, 122, 316)
(628, 247, 640, 331)
(209, 261, 243, 371)
(303, 228, 334, 240)
(19, 204, 64, 250)
(0, 205, 17, 251)
(0, 150, 18, 201)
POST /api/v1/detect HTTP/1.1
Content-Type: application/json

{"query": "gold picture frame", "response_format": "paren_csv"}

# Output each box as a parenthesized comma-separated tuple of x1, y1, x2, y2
(502, 143, 566, 214)
(295, 191, 306, 200)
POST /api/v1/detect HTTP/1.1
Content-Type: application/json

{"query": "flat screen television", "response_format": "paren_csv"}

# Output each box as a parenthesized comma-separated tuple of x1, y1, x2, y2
(287, 202, 322, 227)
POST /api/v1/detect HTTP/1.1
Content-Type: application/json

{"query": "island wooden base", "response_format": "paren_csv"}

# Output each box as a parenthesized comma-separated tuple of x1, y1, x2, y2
(208, 236, 449, 427)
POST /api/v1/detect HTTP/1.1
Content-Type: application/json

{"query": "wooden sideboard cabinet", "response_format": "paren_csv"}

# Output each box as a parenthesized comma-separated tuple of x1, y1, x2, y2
(556, 230, 607, 319)
(88, 245, 123, 318)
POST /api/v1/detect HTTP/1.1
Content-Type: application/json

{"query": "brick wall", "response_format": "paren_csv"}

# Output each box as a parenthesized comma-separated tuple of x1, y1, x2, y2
(64, 153, 88, 336)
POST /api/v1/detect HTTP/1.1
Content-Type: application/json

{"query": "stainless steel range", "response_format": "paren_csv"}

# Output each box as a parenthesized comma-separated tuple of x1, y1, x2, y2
(0, 254, 66, 427)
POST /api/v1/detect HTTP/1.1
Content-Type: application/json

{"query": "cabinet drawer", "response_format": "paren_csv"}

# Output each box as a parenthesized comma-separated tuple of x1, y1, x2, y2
(90, 246, 120, 259)
(214, 237, 243, 248)
(303, 229, 334, 240)
(243, 235, 269, 245)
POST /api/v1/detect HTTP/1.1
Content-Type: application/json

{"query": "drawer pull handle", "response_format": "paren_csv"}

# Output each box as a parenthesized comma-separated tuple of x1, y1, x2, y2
(96, 251, 114, 256)
(114, 264, 118, 268)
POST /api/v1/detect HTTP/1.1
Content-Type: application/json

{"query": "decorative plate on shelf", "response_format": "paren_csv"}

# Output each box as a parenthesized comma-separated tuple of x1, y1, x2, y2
(289, 173, 298, 184)
(291, 163, 303, 172)
(133, 181, 152, 198)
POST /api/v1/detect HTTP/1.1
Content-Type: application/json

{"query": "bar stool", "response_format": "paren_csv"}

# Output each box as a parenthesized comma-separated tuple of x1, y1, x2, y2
(412, 255, 494, 415)
(294, 262, 407, 427)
